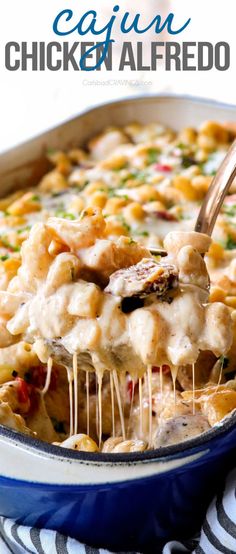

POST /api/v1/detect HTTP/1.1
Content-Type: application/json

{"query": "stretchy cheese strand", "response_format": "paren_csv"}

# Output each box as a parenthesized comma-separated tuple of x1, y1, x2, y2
(98, 374, 103, 449)
(73, 353, 78, 435)
(86, 371, 90, 437)
(66, 367, 74, 437)
(110, 372, 115, 438)
(192, 363, 195, 415)
(139, 377, 143, 438)
(41, 357, 53, 396)
(113, 370, 125, 441)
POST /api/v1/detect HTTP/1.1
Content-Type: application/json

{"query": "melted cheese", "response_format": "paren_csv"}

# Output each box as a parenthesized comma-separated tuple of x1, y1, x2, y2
(113, 369, 126, 441)
(41, 357, 53, 396)
(110, 372, 115, 438)
(73, 353, 78, 435)
(67, 367, 74, 437)
(86, 370, 90, 436)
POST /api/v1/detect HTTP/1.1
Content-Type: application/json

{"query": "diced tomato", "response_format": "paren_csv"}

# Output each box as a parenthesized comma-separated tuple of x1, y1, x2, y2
(152, 365, 170, 375)
(154, 210, 177, 222)
(155, 163, 172, 172)
(16, 377, 30, 404)
(127, 379, 134, 402)
(127, 377, 138, 402)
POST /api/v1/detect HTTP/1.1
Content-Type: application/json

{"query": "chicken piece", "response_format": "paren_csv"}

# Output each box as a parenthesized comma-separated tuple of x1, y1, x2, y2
(201, 390, 236, 426)
(177, 246, 210, 290)
(67, 281, 102, 318)
(154, 414, 210, 447)
(0, 402, 32, 435)
(46, 208, 106, 251)
(105, 258, 178, 298)
(79, 237, 151, 286)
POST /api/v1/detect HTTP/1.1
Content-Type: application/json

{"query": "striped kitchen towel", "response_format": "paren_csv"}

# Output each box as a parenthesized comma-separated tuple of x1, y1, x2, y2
(0, 468, 235, 554)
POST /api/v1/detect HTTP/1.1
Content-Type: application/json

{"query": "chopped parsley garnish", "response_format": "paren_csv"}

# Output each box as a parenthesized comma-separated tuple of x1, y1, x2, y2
(31, 195, 40, 202)
(134, 230, 149, 237)
(55, 210, 76, 220)
(223, 205, 236, 218)
(17, 226, 31, 234)
(1, 237, 20, 252)
(176, 142, 186, 150)
(225, 236, 236, 250)
(120, 170, 147, 185)
(146, 148, 160, 165)
(116, 215, 131, 233)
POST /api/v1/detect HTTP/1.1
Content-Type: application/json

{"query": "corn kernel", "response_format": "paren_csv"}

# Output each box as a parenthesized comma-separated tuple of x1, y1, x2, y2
(192, 175, 213, 195)
(124, 202, 145, 222)
(144, 200, 166, 213)
(68, 197, 84, 213)
(104, 197, 127, 215)
(209, 286, 226, 303)
(200, 121, 229, 143)
(178, 127, 197, 145)
(0, 259, 21, 283)
(0, 191, 24, 212)
(208, 242, 224, 260)
(39, 170, 68, 192)
(88, 191, 107, 209)
(8, 192, 41, 216)
(104, 219, 129, 237)
(84, 181, 108, 196)
(172, 176, 200, 201)
(197, 134, 216, 152)
(135, 185, 161, 203)
(100, 155, 127, 170)
(225, 296, 236, 309)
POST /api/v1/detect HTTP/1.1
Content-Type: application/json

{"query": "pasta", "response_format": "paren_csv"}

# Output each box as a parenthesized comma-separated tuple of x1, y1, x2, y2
(0, 119, 236, 453)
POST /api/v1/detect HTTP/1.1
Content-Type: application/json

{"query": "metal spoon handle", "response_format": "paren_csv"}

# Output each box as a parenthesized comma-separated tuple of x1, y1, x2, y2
(195, 139, 236, 236)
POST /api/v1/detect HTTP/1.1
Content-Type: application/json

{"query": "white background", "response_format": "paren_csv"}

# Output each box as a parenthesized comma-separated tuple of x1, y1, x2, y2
(0, 0, 235, 152)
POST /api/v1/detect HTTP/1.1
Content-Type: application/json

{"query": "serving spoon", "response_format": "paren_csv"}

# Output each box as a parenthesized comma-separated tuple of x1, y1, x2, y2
(150, 139, 236, 256)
